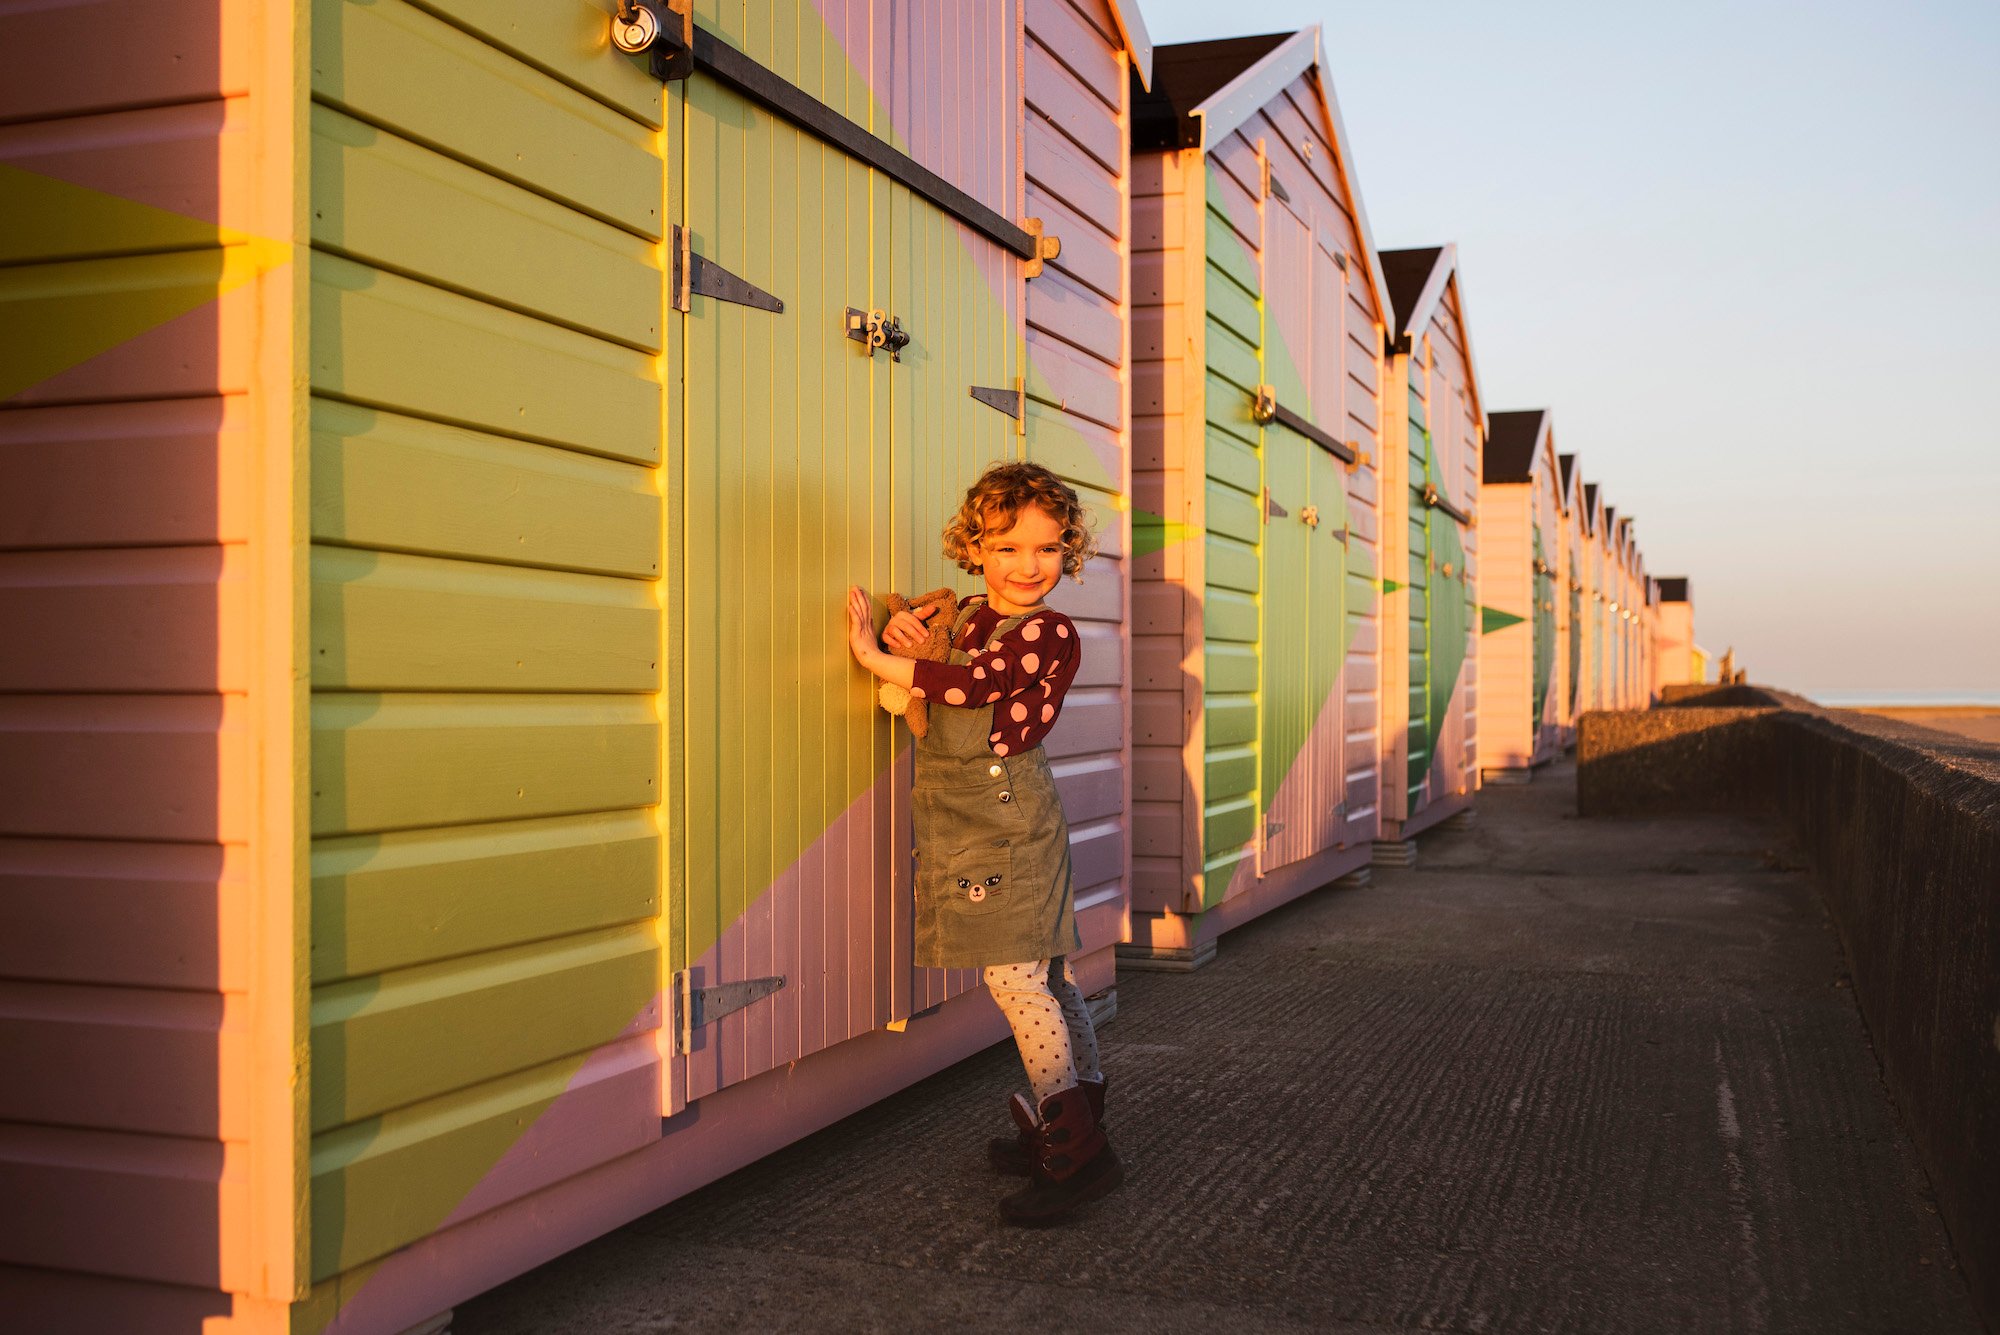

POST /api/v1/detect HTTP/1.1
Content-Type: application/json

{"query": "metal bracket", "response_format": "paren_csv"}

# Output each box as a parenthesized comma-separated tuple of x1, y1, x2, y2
(641, 0, 694, 79)
(1264, 487, 1288, 520)
(671, 226, 782, 313)
(1022, 217, 1062, 279)
(676, 972, 786, 1054)
(1267, 171, 1291, 204)
(970, 379, 1026, 432)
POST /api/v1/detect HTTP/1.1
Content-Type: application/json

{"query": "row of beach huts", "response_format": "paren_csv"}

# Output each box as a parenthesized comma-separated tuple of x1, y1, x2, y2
(0, 2, 1704, 1331)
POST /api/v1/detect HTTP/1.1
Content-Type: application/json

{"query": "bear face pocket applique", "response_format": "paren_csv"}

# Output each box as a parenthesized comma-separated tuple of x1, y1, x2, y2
(940, 840, 1013, 917)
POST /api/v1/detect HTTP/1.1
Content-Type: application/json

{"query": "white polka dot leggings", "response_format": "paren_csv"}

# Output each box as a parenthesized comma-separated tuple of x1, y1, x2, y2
(982, 957, 1102, 1108)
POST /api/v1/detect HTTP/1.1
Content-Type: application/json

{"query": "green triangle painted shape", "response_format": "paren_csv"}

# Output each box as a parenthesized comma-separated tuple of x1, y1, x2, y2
(1481, 605, 1526, 635)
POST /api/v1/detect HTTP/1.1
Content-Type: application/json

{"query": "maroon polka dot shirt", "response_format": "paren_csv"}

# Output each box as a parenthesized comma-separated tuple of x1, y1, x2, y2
(909, 597, 1081, 756)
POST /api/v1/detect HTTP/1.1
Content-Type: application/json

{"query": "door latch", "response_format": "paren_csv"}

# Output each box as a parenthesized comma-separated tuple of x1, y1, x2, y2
(845, 308, 911, 361)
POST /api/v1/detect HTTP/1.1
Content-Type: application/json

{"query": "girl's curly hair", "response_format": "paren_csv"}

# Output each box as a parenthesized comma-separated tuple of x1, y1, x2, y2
(942, 460, 1099, 582)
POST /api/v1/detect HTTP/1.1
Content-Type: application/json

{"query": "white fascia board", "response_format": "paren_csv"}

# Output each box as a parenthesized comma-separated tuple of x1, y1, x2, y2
(1106, 0, 1155, 90)
(1192, 26, 1392, 333)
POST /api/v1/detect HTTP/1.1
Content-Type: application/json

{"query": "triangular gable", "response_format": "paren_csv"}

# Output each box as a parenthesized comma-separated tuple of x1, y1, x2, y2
(1380, 244, 1486, 429)
(1180, 27, 1390, 332)
(1556, 452, 1579, 515)
(1582, 483, 1602, 538)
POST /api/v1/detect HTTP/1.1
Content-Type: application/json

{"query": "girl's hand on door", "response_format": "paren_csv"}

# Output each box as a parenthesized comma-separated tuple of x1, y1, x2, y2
(847, 586, 917, 689)
(846, 586, 884, 669)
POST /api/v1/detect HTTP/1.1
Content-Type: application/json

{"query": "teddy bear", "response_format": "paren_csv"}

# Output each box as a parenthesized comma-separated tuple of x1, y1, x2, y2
(876, 586, 958, 738)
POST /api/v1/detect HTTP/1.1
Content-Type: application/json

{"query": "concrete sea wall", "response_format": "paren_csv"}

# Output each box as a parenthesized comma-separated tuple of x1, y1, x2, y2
(1579, 688, 2000, 1326)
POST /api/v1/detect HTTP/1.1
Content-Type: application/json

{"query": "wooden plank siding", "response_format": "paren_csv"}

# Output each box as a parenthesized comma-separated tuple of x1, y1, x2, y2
(0, 0, 305, 1326)
(303, 0, 666, 1292)
(1023, 0, 1135, 980)
(1478, 482, 1534, 770)
(1, 3, 1149, 1326)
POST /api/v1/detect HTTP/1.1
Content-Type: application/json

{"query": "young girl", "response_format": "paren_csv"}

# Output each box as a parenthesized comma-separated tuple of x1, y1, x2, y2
(844, 460, 1121, 1225)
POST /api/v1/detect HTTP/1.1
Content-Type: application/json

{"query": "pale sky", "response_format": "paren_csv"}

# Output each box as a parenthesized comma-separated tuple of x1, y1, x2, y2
(1138, 0, 2000, 700)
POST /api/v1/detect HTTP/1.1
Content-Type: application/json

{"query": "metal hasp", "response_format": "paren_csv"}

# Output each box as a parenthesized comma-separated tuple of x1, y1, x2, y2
(1422, 481, 1473, 528)
(676, 972, 786, 1054)
(616, 0, 693, 78)
(656, 24, 1038, 264)
(671, 226, 782, 313)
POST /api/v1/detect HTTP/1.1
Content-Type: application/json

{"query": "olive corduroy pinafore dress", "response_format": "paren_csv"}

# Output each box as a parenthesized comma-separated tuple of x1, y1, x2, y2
(911, 600, 1078, 969)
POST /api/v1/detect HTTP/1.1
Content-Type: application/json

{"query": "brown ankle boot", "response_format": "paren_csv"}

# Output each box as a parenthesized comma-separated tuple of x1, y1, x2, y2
(997, 1082, 1122, 1226)
(988, 1075, 1105, 1175)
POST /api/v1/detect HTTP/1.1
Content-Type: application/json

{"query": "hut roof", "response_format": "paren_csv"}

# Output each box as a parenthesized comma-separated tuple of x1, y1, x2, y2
(1556, 451, 1580, 513)
(1105, 3, 1155, 89)
(1381, 246, 1444, 333)
(1379, 244, 1486, 428)
(1484, 409, 1550, 484)
(1131, 33, 1290, 150)
(1656, 577, 1691, 603)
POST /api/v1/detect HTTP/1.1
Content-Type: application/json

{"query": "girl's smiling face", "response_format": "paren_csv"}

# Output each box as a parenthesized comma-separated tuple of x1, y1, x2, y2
(975, 503, 1064, 615)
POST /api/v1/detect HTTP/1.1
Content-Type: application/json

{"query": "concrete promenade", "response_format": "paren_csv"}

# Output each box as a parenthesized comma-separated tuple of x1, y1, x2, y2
(456, 762, 1980, 1334)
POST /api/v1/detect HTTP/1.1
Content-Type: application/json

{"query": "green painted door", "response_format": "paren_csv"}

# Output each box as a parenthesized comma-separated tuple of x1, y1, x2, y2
(1405, 385, 1433, 810)
(1260, 416, 1311, 870)
(1407, 384, 1467, 811)
(1567, 538, 1582, 718)
(1258, 194, 1311, 872)
(677, 64, 885, 1105)
(1531, 526, 1555, 733)
(882, 176, 1026, 1014)
(673, 15, 1020, 1104)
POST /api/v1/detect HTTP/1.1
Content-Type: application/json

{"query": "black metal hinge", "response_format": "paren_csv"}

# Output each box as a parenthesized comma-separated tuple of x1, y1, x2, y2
(647, 22, 1039, 265)
(1422, 482, 1473, 528)
(969, 380, 1025, 431)
(1253, 386, 1359, 465)
(676, 971, 786, 1054)
(671, 226, 783, 313)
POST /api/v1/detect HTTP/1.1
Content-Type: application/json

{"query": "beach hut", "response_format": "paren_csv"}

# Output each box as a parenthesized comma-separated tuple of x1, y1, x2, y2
(1556, 452, 1583, 744)
(1653, 578, 1699, 693)
(1124, 29, 1390, 968)
(1600, 503, 1616, 707)
(1616, 518, 1639, 706)
(0, 1, 1152, 1329)
(1477, 409, 1563, 777)
(1580, 483, 1607, 711)
(1374, 245, 1484, 857)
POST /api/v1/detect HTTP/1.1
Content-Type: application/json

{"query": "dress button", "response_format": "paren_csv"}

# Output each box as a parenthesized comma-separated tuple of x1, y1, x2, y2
(998, 790, 1013, 803)
(989, 763, 1004, 777)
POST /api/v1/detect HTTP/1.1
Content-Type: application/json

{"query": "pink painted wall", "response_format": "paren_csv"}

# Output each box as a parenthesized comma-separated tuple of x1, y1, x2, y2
(0, 0, 301, 1328)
